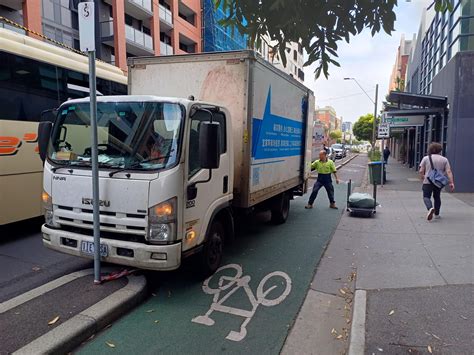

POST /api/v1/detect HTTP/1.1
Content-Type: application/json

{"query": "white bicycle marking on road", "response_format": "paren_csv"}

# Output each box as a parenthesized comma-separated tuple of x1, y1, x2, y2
(192, 264, 292, 342)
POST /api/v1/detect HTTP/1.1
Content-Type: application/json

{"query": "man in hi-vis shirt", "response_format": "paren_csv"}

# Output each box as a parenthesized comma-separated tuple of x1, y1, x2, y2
(305, 150, 340, 209)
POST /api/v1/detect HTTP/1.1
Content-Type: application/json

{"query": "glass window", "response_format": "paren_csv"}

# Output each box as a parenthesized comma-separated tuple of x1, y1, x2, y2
(43, 0, 55, 21)
(188, 110, 226, 177)
(49, 102, 184, 171)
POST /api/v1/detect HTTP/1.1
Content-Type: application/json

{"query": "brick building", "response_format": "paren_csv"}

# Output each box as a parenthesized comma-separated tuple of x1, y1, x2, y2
(0, 0, 201, 72)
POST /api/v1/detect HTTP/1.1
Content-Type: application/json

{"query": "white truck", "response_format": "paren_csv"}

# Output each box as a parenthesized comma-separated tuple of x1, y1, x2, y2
(38, 51, 314, 274)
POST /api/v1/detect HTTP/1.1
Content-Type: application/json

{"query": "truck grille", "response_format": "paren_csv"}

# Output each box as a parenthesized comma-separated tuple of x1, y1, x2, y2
(54, 206, 148, 238)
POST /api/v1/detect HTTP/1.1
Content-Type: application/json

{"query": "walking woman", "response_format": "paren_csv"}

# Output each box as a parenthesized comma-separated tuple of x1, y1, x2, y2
(419, 142, 455, 221)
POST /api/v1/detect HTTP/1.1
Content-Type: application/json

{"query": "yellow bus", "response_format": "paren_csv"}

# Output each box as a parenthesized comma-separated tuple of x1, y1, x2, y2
(0, 28, 127, 225)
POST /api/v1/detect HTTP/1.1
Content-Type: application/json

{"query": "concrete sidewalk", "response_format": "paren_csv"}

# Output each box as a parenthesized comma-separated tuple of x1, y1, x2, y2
(282, 158, 473, 355)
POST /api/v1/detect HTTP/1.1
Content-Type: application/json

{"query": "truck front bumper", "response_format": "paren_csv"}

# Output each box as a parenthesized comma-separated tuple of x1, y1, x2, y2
(41, 225, 182, 271)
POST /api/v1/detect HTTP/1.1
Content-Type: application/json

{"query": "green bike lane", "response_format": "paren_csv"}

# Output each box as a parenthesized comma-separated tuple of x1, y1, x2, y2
(79, 185, 346, 354)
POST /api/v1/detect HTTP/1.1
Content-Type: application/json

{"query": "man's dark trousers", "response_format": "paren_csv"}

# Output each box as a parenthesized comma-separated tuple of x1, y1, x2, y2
(308, 176, 335, 205)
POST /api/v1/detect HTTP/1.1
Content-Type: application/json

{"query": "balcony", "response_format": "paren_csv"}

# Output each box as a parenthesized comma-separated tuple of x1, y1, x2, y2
(0, 21, 26, 35)
(160, 42, 173, 55)
(159, 4, 173, 31)
(104, 0, 153, 20)
(0, 0, 22, 10)
(100, 21, 154, 56)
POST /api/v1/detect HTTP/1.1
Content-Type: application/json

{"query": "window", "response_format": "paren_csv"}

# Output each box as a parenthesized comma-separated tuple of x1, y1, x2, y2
(293, 49, 297, 61)
(0, 51, 126, 122)
(188, 110, 226, 177)
(125, 15, 134, 26)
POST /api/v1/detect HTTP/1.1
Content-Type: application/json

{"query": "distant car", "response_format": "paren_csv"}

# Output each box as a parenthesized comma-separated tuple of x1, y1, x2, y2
(331, 144, 345, 159)
(327, 147, 336, 161)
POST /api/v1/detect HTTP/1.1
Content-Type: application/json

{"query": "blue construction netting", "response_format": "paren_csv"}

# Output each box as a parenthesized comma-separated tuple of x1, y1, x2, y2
(203, 0, 247, 52)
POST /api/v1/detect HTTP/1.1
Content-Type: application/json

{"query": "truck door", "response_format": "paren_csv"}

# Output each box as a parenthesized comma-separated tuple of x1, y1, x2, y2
(183, 109, 230, 251)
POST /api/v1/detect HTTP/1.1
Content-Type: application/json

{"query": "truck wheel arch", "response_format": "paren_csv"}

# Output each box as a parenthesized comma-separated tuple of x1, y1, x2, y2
(204, 203, 234, 245)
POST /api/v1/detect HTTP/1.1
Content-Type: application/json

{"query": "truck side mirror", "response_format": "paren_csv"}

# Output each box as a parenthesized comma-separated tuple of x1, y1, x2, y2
(199, 122, 220, 169)
(38, 121, 53, 162)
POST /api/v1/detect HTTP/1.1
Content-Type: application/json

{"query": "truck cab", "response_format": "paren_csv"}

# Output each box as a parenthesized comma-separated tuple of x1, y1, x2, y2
(40, 96, 233, 274)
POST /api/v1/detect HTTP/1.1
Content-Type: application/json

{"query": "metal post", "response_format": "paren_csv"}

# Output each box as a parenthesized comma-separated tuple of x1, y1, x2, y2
(372, 84, 379, 149)
(381, 112, 385, 187)
(88, 50, 101, 284)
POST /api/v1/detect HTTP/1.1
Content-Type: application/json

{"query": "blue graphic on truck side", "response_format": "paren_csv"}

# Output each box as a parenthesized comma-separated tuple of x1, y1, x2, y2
(251, 88, 303, 160)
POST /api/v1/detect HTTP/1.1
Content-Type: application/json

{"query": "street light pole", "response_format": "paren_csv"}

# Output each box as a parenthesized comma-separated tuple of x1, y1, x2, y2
(372, 84, 379, 149)
(343, 78, 378, 148)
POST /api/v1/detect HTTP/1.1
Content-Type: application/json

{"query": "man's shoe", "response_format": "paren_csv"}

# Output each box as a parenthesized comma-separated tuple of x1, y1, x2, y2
(434, 215, 441, 220)
(305, 204, 313, 209)
(426, 207, 435, 221)
(330, 203, 338, 209)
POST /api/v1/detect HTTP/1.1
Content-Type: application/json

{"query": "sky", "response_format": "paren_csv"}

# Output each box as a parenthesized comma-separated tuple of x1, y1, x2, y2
(303, 0, 431, 124)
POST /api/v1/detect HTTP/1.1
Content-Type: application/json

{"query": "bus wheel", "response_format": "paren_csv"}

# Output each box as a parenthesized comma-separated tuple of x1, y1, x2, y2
(201, 220, 224, 276)
(271, 192, 290, 225)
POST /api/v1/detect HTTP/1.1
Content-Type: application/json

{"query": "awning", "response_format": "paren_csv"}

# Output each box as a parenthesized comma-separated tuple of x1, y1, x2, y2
(387, 91, 448, 109)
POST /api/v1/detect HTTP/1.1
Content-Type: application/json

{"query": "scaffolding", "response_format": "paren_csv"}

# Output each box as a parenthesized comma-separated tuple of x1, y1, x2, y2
(202, 0, 247, 52)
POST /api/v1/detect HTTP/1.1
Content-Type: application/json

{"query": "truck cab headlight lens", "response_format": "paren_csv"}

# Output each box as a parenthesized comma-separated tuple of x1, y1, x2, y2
(148, 198, 177, 243)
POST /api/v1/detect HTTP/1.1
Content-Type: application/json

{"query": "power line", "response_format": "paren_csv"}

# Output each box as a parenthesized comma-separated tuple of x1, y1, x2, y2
(317, 89, 376, 102)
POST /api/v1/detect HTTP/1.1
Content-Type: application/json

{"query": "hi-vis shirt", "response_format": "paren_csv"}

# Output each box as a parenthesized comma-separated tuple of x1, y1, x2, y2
(311, 159, 337, 183)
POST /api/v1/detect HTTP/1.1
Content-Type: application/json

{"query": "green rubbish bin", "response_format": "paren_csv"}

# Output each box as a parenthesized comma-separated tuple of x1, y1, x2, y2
(368, 161, 386, 185)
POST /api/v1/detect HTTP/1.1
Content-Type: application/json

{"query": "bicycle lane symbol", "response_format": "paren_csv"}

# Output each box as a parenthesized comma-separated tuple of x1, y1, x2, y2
(192, 264, 292, 342)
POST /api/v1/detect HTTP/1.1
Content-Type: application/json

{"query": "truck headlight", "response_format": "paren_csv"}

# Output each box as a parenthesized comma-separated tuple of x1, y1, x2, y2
(42, 190, 54, 226)
(148, 198, 177, 243)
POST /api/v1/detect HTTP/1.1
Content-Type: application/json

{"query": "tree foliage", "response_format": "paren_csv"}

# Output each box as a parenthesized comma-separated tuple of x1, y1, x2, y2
(352, 114, 374, 142)
(329, 129, 342, 140)
(214, 0, 453, 78)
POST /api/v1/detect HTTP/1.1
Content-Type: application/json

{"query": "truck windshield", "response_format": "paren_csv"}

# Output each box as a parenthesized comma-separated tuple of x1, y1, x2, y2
(48, 101, 184, 171)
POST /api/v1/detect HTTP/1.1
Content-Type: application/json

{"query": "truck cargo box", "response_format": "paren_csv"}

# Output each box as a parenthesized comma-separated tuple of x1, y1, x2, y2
(128, 51, 314, 208)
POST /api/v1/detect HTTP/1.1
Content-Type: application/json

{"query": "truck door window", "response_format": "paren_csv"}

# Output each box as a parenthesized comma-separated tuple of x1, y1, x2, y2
(188, 110, 226, 178)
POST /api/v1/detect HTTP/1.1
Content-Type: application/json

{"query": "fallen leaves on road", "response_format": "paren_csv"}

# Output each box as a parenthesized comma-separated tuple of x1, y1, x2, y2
(460, 315, 468, 320)
(146, 309, 155, 313)
(428, 345, 433, 353)
(32, 266, 41, 272)
(388, 310, 395, 316)
(339, 288, 347, 295)
(154, 320, 160, 324)
(331, 328, 337, 336)
(48, 316, 60, 325)
(105, 341, 116, 348)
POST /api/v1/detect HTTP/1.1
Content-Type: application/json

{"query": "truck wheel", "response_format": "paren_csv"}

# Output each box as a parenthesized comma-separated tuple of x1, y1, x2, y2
(271, 193, 290, 225)
(201, 220, 225, 276)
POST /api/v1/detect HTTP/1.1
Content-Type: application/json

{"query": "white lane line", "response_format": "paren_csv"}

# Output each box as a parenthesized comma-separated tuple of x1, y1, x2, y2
(0, 269, 94, 314)
(348, 289, 367, 355)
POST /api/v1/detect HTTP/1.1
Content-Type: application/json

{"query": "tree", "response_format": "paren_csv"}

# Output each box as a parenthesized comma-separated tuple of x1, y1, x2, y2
(329, 130, 342, 141)
(215, 0, 453, 78)
(352, 114, 374, 143)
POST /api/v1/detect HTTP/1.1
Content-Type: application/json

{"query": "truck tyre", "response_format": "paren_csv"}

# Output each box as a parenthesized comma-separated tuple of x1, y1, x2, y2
(271, 193, 290, 225)
(201, 220, 225, 276)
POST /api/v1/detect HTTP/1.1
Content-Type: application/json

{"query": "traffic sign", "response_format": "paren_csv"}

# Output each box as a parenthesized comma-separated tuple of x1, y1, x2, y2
(78, 2, 95, 52)
(377, 123, 390, 138)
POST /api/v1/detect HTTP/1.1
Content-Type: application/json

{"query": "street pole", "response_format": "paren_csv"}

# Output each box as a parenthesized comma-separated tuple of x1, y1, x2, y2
(372, 84, 378, 149)
(79, 1, 101, 284)
(89, 50, 101, 284)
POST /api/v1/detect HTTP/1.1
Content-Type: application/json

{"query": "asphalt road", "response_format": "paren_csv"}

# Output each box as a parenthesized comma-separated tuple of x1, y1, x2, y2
(0, 218, 91, 303)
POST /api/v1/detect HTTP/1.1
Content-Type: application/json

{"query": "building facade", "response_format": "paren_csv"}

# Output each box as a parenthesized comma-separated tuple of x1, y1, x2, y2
(0, 0, 202, 71)
(256, 36, 305, 83)
(341, 121, 352, 133)
(388, 34, 415, 92)
(389, 0, 474, 192)
(315, 106, 338, 132)
(202, 0, 246, 52)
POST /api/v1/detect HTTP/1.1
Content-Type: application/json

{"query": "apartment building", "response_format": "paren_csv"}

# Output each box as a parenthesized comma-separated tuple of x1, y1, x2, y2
(257, 37, 305, 83)
(0, 0, 201, 71)
(315, 106, 338, 132)
(388, 33, 415, 92)
(387, 0, 474, 192)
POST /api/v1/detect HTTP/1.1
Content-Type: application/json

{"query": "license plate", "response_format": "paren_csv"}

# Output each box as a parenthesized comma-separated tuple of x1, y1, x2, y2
(81, 241, 108, 257)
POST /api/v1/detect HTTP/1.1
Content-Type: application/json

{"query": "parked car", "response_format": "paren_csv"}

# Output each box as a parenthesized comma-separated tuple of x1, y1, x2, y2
(327, 147, 336, 161)
(331, 144, 345, 159)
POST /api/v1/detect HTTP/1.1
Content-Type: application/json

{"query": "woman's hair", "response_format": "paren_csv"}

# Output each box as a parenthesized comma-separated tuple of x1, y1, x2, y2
(428, 142, 443, 154)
